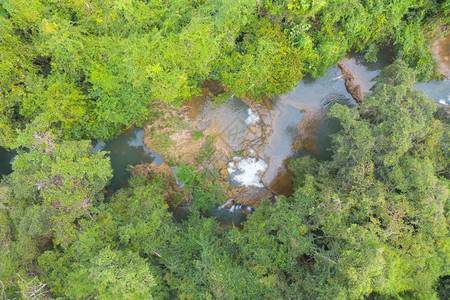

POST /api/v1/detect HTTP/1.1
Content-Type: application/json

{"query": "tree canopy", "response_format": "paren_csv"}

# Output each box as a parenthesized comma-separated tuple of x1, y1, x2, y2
(0, 0, 448, 299)
(0, 0, 448, 145)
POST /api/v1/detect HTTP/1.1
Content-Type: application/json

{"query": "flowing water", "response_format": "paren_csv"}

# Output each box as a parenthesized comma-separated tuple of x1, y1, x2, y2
(0, 50, 448, 225)
(342, 49, 395, 93)
(172, 202, 251, 228)
(260, 69, 354, 195)
(258, 50, 448, 196)
(415, 80, 450, 105)
(190, 95, 256, 151)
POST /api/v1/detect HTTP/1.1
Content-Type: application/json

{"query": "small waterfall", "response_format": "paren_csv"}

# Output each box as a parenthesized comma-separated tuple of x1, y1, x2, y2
(245, 108, 260, 125)
(227, 157, 268, 188)
(439, 95, 449, 105)
(219, 199, 234, 209)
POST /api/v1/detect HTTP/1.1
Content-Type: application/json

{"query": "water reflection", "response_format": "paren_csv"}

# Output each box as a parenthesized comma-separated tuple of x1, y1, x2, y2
(260, 67, 353, 195)
(192, 95, 253, 151)
(343, 49, 395, 93)
(414, 80, 450, 105)
(0, 147, 15, 178)
(92, 127, 163, 191)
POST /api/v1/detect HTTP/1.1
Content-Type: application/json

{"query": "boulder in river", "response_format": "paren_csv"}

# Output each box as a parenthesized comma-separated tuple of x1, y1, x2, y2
(232, 186, 274, 206)
(338, 61, 363, 103)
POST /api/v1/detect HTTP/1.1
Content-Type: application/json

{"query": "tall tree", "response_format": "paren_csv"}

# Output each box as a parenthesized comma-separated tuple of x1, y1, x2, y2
(284, 60, 449, 298)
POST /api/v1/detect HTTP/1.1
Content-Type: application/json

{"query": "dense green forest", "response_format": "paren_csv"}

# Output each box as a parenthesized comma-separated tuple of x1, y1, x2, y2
(0, 0, 449, 299)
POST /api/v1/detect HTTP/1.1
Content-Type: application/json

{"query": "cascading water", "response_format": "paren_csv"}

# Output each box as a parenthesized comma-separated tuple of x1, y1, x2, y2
(227, 157, 268, 188)
(1, 48, 447, 227)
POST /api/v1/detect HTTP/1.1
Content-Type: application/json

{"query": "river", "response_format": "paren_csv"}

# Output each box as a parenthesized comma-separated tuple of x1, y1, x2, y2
(0, 52, 448, 226)
(92, 127, 163, 192)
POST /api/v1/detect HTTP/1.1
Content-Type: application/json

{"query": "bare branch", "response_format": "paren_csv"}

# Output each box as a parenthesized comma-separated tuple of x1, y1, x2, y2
(311, 249, 337, 264)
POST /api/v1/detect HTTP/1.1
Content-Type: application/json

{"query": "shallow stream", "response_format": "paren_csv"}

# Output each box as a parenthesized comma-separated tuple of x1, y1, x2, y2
(0, 51, 448, 226)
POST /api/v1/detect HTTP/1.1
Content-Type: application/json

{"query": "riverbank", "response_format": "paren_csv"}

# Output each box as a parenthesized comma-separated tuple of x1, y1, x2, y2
(137, 48, 449, 211)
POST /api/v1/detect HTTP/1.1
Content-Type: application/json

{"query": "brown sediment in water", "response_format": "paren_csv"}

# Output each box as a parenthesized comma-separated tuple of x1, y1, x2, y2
(202, 79, 227, 96)
(337, 61, 363, 103)
(243, 95, 326, 200)
(296, 111, 322, 151)
(432, 30, 450, 79)
(182, 79, 226, 119)
(265, 160, 294, 197)
(232, 186, 274, 206)
(143, 81, 326, 207)
(184, 95, 207, 120)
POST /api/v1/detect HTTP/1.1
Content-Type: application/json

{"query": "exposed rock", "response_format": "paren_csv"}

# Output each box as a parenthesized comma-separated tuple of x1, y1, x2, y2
(244, 147, 257, 157)
(224, 199, 234, 209)
(220, 168, 228, 180)
(144, 99, 232, 170)
(195, 119, 213, 131)
(240, 98, 254, 108)
(233, 186, 274, 206)
(246, 124, 262, 140)
(338, 61, 363, 103)
(205, 120, 233, 161)
(169, 130, 204, 162)
(240, 101, 273, 161)
(230, 186, 246, 197)
(432, 31, 450, 79)
(237, 206, 254, 216)
(143, 92, 294, 209)
(292, 140, 302, 152)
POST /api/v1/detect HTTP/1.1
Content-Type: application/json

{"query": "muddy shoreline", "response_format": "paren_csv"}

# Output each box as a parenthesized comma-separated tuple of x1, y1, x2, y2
(137, 46, 449, 208)
(432, 28, 450, 79)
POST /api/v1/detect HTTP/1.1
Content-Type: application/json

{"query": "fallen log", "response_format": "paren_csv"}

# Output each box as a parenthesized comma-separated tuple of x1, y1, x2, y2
(337, 61, 363, 104)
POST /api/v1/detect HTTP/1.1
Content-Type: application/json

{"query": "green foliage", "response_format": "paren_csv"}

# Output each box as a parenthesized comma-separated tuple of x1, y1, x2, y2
(0, 0, 444, 147)
(214, 91, 233, 105)
(4, 132, 112, 247)
(220, 17, 305, 99)
(174, 164, 200, 187)
(364, 43, 379, 63)
(37, 175, 174, 298)
(0, 1, 448, 299)
(191, 129, 204, 141)
(65, 248, 156, 299)
(175, 163, 222, 211)
(285, 61, 449, 299)
(0, 134, 112, 297)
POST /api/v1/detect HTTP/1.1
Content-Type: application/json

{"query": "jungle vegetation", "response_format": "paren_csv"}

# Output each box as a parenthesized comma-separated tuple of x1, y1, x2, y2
(0, 0, 449, 299)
